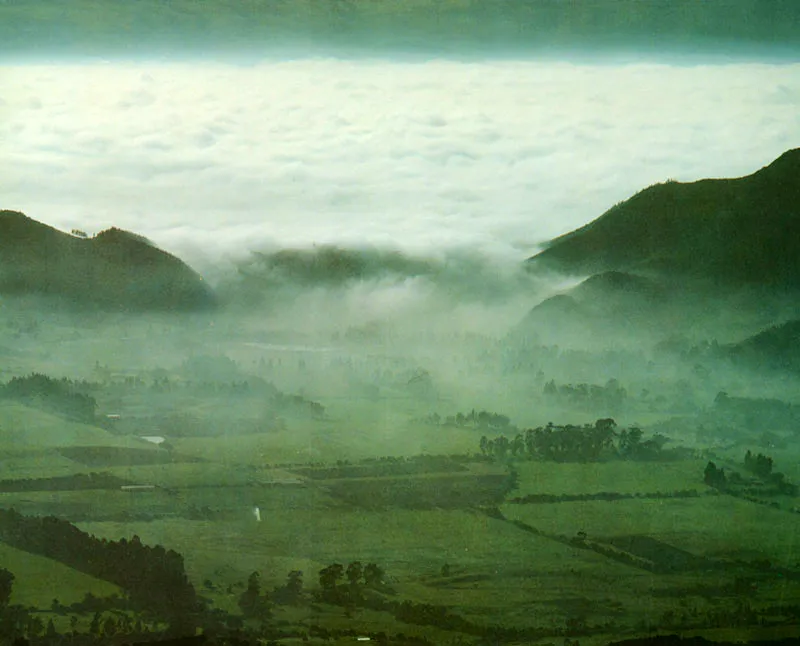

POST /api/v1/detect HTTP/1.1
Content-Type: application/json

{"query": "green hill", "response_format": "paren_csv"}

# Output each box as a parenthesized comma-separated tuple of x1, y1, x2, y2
(527, 149, 800, 288)
(0, 542, 120, 607)
(0, 211, 215, 311)
(728, 319, 800, 374)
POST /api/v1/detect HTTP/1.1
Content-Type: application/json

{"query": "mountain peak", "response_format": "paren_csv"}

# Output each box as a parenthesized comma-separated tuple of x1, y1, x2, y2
(0, 211, 215, 311)
(528, 148, 800, 288)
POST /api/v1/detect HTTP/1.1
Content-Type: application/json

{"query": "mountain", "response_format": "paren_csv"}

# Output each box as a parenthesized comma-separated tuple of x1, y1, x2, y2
(527, 149, 800, 288)
(0, 210, 215, 311)
(515, 271, 681, 344)
(727, 319, 800, 374)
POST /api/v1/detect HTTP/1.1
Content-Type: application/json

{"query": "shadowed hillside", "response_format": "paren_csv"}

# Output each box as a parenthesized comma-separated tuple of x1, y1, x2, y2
(0, 211, 215, 311)
(527, 149, 800, 287)
(728, 319, 800, 374)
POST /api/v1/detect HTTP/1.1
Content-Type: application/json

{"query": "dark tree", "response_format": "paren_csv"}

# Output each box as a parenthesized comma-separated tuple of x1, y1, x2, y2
(346, 561, 363, 586)
(744, 450, 774, 478)
(0, 568, 14, 609)
(319, 563, 344, 592)
(238, 571, 269, 619)
(286, 570, 303, 596)
(704, 461, 727, 488)
(363, 563, 385, 588)
(274, 570, 304, 605)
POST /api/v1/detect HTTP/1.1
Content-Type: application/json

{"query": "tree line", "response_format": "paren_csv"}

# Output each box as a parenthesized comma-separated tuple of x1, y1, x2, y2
(704, 450, 796, 496)
(0, 508, 198, 633)
(479, 419, 670, 462)
(0, 373, 97, 423)
(0, 471, 127, 493)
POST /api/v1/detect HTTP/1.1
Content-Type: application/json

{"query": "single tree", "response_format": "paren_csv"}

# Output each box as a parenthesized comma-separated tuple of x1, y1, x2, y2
(238, 571, 269, 619)
(346, 561, 363, 586)
(0, 568, 14, 609)
(363, 563, 384, 588)
(319, 564, 344, 592)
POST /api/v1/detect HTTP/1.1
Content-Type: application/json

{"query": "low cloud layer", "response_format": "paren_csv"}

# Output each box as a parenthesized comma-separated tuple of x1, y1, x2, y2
(1, 59, 798, 275)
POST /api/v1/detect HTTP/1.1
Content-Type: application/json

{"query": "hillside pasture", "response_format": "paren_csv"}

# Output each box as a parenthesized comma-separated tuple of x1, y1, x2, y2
(0, 402, 150, 450)
(513, 458, 707, 498)
(0, 541, 120, 607)
(502, 495, 800, 568)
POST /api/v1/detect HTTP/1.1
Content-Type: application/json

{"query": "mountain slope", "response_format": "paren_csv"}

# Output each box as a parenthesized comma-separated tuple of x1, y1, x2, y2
(0, 542, 121, 607)
(728, 319, 800, 374)
(0, 210, 215, 310)
(527, 149, 800, 287)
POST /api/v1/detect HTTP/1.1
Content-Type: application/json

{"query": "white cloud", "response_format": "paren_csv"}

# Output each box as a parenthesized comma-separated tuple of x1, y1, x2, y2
(0, 59, 798, 272)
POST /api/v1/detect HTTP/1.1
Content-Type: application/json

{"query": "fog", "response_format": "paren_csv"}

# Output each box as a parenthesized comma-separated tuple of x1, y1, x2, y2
(3, 56, 799, 440)
(3, 13, 800, 640)
(2, 59, 798, 275)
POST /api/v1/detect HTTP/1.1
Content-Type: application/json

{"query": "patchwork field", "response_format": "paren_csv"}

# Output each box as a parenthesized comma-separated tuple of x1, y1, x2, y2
(502, 495, 800, 568)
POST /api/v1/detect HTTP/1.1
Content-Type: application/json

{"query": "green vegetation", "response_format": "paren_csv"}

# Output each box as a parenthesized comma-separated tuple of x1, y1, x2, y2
(528, 149, 800, 288)
(3, 152, 800, 643)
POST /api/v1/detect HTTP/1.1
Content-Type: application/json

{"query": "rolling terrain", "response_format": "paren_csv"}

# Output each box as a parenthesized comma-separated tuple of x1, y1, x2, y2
(2, 150, 800, 644)
(0, 210, 215, 311)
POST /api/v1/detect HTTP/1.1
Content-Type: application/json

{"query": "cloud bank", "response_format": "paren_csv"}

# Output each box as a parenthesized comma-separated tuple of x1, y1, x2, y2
(1, 59, 798, 275)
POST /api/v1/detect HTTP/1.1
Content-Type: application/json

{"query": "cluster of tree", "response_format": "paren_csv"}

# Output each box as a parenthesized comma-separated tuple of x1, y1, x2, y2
(317, 561, 386, 605)
(703, 461, 729, 489)
(0, 373, 97, 423)
(543, 378, 627, 412)
(303, 561, 558, 643)
(440, 409, 514, 431)
(714, 391, 799, 431)
(0, 471, 128, 493)
(704, 459, 797, 496)
(270, 391, 325, 418)
(234, 561, 386, 620)
(743, 450, 773, 478)
(0, 508, 198, 632)
(479, 419, 669, 462)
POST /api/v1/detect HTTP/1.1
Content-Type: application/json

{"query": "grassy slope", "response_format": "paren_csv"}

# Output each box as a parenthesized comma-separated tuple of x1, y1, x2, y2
(0, 401, 158, 451)
(503, 495, 800, 567)
(529, 149, 800, 286)
(1, 541, 120, 607)
(79, 508, 648, 628)
(514, 459, 708, 497)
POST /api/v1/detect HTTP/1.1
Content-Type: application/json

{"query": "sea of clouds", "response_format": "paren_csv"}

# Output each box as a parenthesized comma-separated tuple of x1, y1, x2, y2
(1, 58, 798, 275)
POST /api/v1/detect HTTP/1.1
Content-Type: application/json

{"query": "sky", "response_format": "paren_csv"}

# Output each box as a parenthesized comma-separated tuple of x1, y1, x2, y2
(1, 2, 799, 274)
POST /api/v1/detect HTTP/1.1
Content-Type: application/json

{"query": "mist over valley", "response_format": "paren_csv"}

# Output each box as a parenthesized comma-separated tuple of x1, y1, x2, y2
(2, 5, 800, 643)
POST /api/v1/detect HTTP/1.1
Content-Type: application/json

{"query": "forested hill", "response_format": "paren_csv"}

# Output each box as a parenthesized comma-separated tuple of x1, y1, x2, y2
(527, 148, 800, 288)
(0, 210, 215, 311)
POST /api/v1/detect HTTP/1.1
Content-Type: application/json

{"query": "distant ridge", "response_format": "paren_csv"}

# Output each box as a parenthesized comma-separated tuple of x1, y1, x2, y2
(728, 319, 800, 374)
(528, 149, 800, 287)
(0, 210, 215, 311)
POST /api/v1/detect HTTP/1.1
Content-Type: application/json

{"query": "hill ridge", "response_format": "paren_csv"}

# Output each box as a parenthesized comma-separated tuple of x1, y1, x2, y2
(527, 148, 800, 287)
(0, 210, 215, 311)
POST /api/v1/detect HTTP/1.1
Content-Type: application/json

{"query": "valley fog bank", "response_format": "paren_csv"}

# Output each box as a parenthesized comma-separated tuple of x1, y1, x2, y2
(2, 59, 799, 273)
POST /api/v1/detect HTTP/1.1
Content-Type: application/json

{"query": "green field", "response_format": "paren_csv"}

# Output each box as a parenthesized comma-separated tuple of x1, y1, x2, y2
(503, 496, 800, 568)
(2, 313, 800, 644)
(513, 459, 708, 497)
(1, 542, 119, 607)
